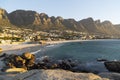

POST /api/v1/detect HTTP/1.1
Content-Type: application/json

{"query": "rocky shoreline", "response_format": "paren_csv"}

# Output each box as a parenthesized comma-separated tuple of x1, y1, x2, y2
(0, 69, 110, 80)
(0, 52, 120, 80)
(0, 42, 120, 80)
(0, 52, 81, 72)
(0, 54, 107, 80)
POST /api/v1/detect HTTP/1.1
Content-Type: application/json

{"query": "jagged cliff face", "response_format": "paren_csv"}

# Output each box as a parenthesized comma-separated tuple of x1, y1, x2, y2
(0, 8, 120, 36)
(78, 18, 99, 33)
(95, 20, 120, 36)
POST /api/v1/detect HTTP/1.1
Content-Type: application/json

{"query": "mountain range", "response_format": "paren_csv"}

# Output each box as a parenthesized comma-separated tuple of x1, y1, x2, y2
(0, 8, 120, 37)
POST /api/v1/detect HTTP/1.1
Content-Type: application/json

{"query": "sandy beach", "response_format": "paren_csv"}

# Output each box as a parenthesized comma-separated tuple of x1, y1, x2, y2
(0, 39, 117, 80)
(0, 44, 43, 55)
(0, 44, 41, 51)
(45, 39, 112, 44)
(46, 39, 88, 44)
(0, 39, 107, 54)
(0, 40, 85, 52)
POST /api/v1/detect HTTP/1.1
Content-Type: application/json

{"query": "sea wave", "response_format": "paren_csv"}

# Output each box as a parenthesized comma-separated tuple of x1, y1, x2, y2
(31, 43, 63, 55)
(31, 49, 41, 54)
(46, 44, 55, 47)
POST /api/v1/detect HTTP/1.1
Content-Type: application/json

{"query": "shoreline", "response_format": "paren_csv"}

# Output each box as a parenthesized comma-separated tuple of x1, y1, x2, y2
(0, 44, 41, 52)
(0, 39, 119, 80)
(45, 39, 117, 45)
(0, 39, 118, 53)
(0, 39, 92, 52)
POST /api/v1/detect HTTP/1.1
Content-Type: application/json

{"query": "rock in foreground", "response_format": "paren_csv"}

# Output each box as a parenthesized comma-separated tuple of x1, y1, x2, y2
(0, 69, 109, 80)
(2, 52, 78, 72)
(99, 72, 120, 80)
(5, 68, 27, 73)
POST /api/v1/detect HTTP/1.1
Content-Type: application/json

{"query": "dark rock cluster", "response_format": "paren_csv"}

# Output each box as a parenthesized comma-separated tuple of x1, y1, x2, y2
(104, 61, 120, 73)
(1, 52, 77, 72)
(2, 52, 120, 73)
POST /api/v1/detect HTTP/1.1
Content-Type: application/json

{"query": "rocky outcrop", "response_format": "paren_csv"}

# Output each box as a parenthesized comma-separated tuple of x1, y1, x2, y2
(0, 69, 109, 80)
(2, 52, 35, 70)
(2, 53, 78, 72)
(104, 61, 120, 73)
(0, 8, 8, 20)
(0, 8, 14, 28)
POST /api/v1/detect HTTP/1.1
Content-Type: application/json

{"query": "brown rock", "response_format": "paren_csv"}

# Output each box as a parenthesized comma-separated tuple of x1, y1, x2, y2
(22, 52, 33, 59)
(0, 48, 2, 53)
(5, 68, 27, 73)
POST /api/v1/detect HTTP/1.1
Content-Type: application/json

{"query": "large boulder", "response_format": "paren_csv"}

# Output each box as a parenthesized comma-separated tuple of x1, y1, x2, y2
(0, 48, 2, 53)
(57, 59, 77, 70)
(0, 8, 8, 20)
(3, 54, 26, 69)
(99, 72, 120, 80)
(104, 61, 120, 73)
(5, 68, 27, 73)
(22, 52, 33, 59)
(13, 69, 109, 80)
(0, 69, 109, 80)
(22, 52, 35, 69)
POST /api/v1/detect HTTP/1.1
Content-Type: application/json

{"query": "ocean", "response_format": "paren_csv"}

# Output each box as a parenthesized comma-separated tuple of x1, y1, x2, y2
(35, 39, 120, 72)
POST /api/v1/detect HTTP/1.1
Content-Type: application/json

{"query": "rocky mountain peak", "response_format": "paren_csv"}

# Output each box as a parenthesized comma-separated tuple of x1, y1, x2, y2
(40, 13, 49, 19)
(8, 10, 40, 26)
(95, 20, 101, 24)
(80, 17, 94, 22)
(56, 16, 64, 21)
(102, 21, 112, 26)
(0, 8, 8, 20)
(1, 8, 120, 36)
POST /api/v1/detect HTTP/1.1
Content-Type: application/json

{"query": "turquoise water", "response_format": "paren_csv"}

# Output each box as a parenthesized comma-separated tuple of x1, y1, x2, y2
(36, 40, 120, 63)
(35, 40, 120, 72)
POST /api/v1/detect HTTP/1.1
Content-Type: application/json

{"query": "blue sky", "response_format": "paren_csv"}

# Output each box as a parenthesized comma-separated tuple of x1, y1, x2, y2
(0, 0, 120, 24)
